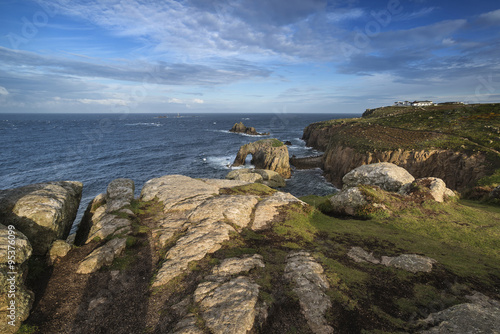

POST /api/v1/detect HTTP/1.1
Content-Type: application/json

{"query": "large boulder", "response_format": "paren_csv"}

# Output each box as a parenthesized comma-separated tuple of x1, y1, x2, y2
(342, 162, 414, 192)
(0, 181, 83, 255)
(232, 139, 291, 178)
(329, 187, 370, 216)
(400, 177, 456, 203)
(229, 122, 269, 136)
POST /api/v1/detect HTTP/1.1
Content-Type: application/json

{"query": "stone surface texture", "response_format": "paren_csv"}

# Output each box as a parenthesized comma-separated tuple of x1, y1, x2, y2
(419, 292, 500, 333)
(342, 162, 415, 192)
(76, 237, 127, 274)
(284, 251, 334, 334)
(0, 181, 82, 255)
(231, 139, 291, 178)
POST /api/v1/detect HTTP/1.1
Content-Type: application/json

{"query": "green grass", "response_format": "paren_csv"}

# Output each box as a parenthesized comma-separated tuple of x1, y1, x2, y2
(16, 324, 39, 334)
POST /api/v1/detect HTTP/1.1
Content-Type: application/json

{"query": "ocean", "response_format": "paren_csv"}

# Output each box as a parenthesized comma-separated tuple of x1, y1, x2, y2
(0, 112, 358, 232)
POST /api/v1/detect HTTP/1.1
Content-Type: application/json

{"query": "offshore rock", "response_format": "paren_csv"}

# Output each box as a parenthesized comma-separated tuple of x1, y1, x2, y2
(232, 139, 291, 178)
(284, 251, 334, 334)
(76, 237, 127, 274)
(343, 162, 415, 192)
(0, 181, 82, 255)
(229, 122, 269, 136)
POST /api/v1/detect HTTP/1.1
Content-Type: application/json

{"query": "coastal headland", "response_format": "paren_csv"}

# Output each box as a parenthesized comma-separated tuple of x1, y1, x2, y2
(1, 110, 499, 333)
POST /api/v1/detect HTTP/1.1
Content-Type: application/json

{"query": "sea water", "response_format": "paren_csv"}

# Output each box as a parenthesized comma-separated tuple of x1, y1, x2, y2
(0, 112, 357, 231)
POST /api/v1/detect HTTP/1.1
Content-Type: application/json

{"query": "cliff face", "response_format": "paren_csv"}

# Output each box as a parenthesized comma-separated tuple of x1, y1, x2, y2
(303, 122, 493, 191)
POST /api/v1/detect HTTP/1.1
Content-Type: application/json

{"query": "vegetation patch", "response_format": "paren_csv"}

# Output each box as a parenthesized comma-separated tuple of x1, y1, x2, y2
(219, 183, 277, 196)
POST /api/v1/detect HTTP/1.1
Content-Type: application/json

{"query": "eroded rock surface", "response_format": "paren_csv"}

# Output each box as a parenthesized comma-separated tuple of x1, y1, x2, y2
(348, 247, 436, 273)
(0, 181, 82, 255)
(76, 237, 127, 274)
(400, 177, 455, 202)
(229, 122, 269, 136)
(232, 139, 291, 178)
(226, 169, 286, 188)
(419, 292, 500, 333)
(76, 178, 135, 244)
(252, 191, 305, 230)
(284, 251, 334, 334)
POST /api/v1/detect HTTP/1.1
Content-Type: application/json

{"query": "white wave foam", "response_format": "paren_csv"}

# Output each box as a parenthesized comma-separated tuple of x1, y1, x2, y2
(125, 122, 162, 127)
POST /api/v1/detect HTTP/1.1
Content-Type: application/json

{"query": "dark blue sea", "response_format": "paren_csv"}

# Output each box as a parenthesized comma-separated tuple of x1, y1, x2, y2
(0, 112, 358, 232)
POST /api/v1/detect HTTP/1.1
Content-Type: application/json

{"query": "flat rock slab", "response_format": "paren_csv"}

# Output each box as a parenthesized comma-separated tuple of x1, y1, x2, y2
(140, 175, 219, 212)
(347, 246, 380, 264)
(188, 195, 259, 230)
(284, 251, 333, 334)
(152, 221, 235, 287)
(0, 223, 32, 264)
(77, 237, 127, 274)
(381, 254, 436, 273)
(194, 276, 260, 334)
(105, 178, 135, 212)
(210, 254, 265, 278)
(419, 292, 500, 333)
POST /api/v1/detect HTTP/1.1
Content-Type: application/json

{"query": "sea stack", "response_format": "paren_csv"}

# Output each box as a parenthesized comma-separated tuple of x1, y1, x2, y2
(229, 122, 269, 136)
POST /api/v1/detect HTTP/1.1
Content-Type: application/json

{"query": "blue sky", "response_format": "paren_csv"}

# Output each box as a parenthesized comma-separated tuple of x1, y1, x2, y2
(0, 0, 499, 113)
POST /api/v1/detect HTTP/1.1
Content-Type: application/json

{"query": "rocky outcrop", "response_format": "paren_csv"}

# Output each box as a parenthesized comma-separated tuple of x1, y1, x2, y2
(174, 254, 265, 334)
(343, 162, 415, 192)
(47, 240, 72, 265)
(226, 168, 286, 188)
(76, 238, 127, 274)
(0, 224, 34, 334)
(419, 292, 500, 333)
(0, 181, 82, 255)
(329, 163, 456, 217)
(252, 191, 306, 231)
(284, 251, 334, 334)
(75, 178, 135, 245)
(229, 122, 269, 136)
(347, 247, 437, 273)
(232, 139, 291, 178)
(399, 177, 455, 203)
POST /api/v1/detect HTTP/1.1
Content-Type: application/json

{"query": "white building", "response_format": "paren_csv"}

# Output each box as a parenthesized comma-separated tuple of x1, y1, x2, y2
(411, 100, 434, 107)
(394, 101, 411, 106)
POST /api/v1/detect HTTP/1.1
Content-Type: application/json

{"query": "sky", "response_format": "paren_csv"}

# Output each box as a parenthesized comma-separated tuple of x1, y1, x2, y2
(0, 0, 499, 114)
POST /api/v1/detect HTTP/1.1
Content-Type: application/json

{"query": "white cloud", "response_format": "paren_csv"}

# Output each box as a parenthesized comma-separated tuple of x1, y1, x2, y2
(77, 98, 128, 106)
(168, 98, 183, 104)
(0, 86, 9, 95)
(478, 9, 500, 25)
(192, 98, 204, 104)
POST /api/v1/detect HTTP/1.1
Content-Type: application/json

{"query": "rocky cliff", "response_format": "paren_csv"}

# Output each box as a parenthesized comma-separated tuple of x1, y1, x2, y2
(232, 139, 291, 178)
(1, 173, 499, 333)
(229, 122, 269, 136)
(302, 104, 500, 190)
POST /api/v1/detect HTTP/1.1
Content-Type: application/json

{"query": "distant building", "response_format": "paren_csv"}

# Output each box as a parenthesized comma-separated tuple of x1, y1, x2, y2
(394, 100, 434, 107)
(438, 101, 466, 105)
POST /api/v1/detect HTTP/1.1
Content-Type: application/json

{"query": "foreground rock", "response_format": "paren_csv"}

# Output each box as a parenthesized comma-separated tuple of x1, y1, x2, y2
(252, 191, 306, 230)
(75, 178, 135, 244)
(419, 292, 500, 333)
(400, 177, 455, 203)
(347, 246, 437, 273)
(0, 224, 34, 333)
(232, 139, 291, 178)
(226, 168, 286, 188)
(76, 238, 127, 274)
(343, 162, 414, 192)
(229, 122, 269, 136)
(174, 254, 265, 334)
(0, 181, 82, 255)
(284, 251, 334, 334)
